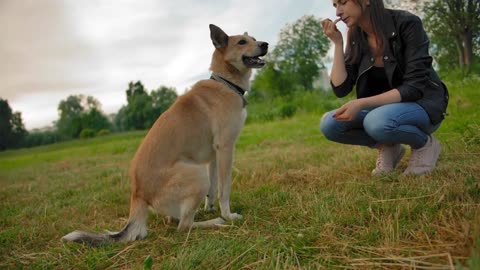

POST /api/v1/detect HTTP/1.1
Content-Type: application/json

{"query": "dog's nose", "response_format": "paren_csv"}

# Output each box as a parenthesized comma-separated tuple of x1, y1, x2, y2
(260, 42, 268, 50)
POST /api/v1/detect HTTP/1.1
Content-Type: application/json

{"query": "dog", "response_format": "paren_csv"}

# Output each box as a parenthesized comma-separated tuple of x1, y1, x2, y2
(62, 24, 268, 246)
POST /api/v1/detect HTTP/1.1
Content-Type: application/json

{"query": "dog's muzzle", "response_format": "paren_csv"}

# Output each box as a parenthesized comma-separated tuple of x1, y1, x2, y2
(243, 42, 268, 68)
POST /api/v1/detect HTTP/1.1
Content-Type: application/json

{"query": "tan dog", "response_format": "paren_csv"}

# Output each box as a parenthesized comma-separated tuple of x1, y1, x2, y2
(62, 24, 268, 246)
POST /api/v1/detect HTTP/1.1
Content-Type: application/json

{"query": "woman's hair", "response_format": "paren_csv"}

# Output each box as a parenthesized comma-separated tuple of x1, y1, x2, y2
(345, 0, 387, 64)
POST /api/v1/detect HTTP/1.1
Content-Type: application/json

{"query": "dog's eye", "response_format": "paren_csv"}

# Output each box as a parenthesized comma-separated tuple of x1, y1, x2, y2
(237, 40, 247, 45)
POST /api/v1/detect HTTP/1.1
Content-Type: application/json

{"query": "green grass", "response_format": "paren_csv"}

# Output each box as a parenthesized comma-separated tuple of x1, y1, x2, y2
(1, 77, 479, 269)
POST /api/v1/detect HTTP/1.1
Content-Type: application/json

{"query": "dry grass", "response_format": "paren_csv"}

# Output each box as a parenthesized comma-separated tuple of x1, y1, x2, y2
(1, 77, 480, 269)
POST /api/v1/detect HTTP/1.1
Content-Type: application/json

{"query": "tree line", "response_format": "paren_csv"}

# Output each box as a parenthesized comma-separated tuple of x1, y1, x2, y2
(0, 81, 177, 150)
(1, 0, 479, 151)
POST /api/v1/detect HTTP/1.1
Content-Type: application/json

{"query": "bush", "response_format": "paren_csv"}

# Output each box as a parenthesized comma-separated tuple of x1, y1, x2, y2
(97, 129, 110, 136)
(23, 131, 61, 148)
(280, 104, 296, 119)
(79, 128, 96, 139)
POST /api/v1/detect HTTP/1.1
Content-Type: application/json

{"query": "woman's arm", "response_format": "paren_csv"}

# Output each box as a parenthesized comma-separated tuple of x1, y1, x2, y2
(395, 15, 432, 102)
(330, 41, 348, 87)
(321, 18, 354, 97)
(333, 89, 401, 121)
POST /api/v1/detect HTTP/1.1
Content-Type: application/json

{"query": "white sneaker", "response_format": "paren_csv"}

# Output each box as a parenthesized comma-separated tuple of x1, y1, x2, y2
(404, 135, 441, 175)
(372, 144, 406, 175)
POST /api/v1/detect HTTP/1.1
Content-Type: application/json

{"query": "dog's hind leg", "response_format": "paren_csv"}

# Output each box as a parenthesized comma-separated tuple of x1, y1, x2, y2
(174, 163, 210, 232)
(121, 196, 149, 241)
(178, 197, 226, 230)
(177, 208, 196, 232)
(178, 200, 226, 230)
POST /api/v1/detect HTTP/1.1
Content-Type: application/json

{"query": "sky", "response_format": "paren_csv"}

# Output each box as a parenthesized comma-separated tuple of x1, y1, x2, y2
(0, 0, 343, 130)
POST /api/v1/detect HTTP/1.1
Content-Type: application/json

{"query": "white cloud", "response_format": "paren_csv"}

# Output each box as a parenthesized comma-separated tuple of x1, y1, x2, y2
(0, 0, 337, 130)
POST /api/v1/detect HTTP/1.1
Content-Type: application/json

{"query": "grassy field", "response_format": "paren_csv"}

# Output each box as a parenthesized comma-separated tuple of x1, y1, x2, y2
(1, 77, 479, 269)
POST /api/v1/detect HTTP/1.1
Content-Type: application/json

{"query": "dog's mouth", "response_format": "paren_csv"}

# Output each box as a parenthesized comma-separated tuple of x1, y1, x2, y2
(242, 53, 267, 68)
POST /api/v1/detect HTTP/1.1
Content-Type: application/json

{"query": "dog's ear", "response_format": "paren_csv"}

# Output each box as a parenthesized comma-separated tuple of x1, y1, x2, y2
(209, 24, 229, 49)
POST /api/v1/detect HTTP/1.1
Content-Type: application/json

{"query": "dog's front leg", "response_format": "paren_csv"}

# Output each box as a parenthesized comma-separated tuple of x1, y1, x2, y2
(204, 158, 217, 212)
(216, 145, 242, 221)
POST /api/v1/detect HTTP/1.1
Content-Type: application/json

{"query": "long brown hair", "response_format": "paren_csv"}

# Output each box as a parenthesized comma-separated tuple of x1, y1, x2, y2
(345, 0, 387, 64)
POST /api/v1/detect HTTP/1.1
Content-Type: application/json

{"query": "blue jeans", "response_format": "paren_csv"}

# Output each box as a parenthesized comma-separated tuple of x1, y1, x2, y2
(319, 102, 441, 149)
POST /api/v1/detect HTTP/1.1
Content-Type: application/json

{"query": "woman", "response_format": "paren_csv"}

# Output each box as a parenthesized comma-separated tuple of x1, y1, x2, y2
(320, 0, 449, 175)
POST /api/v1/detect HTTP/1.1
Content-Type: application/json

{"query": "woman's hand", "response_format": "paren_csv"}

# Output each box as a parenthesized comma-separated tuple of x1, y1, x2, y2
(321, 18, 343, 45)
(333, 99, 365, 121)
(333, 90, 403, 121)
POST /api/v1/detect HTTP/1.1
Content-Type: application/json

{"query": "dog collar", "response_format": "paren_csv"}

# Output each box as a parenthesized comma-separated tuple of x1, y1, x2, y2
(210, 73, 248, 107)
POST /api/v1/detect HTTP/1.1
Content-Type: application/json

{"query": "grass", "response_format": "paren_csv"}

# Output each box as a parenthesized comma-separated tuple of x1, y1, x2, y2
(1, 77, 479, 269)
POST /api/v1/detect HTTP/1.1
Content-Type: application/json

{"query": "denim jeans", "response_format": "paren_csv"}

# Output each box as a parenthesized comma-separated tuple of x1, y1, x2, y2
(319, 102, 441, 149)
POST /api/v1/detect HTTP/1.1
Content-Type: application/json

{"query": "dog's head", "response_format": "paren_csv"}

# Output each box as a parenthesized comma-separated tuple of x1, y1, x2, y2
(209, 24, 268, 72)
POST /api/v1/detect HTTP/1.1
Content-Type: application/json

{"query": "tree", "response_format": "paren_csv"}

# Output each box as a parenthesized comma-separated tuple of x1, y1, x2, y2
(423, 0, 480, 70)
(115, 82, 178, 131)
(252, 15, 330, 97)
(114, 106, 128, 132)
(57, 95, 84, 139)
(127, 93, 154, 130)
(23, 131, 59, 148)
(151, 86, 178, 116)
(57, 95, 111, 139)
(81, 108, 112, 133)
(0, 99, 27, 150)
(123, 81, 154, 130)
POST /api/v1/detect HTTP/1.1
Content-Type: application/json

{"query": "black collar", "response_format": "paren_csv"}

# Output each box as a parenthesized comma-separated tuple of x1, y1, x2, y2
(210, 73, 248, 107)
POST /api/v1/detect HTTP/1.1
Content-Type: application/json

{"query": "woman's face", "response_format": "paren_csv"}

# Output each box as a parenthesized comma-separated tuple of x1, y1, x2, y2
(332, 0, 366, 28)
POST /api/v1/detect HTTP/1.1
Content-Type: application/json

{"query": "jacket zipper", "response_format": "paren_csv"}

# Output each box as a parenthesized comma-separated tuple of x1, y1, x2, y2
(429, 79, 440, 87)
(356, 64, 374, 86)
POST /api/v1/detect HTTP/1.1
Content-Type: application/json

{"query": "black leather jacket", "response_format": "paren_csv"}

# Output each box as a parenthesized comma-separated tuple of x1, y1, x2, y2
(331, 9, 449, 125)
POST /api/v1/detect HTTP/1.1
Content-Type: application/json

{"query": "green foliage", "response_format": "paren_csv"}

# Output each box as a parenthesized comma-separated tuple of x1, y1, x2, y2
(79, 128, 96, 139)
(143, 255, 153, 270)
(151, 86, 178, 116)
(81, 108, 112, 133)
(97, 129, 110, 136)
(113, 106, 128, 132)
(423, 0, 480, 71)
(0, 99, 27, 151)
(125, 82, 155, 130)
(438, 57, 480, 80)
(438, 75, 480, 139)
(23, 130, 60, 147)
(115, 81, 177, 131)
(56, 95, 111, 139)
(280, 104, 297, 119)
(252, 15, 330, 98)
(246, 89, 346, 124)
(56, 95, 84, 139)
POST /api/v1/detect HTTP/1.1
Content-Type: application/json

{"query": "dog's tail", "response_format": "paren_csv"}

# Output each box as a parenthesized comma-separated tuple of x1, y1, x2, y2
(62, 199, 148, 246)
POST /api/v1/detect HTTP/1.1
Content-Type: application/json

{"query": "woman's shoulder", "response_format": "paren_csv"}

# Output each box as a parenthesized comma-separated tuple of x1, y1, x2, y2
(386, 8, 422, 24)
(386, 8, 424, 32)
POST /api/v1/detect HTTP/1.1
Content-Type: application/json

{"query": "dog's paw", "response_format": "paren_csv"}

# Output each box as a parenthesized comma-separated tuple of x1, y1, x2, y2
(223, 213, 243, 221)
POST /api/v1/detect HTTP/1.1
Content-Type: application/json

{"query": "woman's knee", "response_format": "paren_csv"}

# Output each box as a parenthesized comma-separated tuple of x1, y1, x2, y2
(363, 109, 398, 141)
(319, 110, 339, 140)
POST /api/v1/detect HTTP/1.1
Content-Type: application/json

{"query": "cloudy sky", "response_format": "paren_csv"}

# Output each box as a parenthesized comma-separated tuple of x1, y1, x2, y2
(0, 0, 342, 130)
